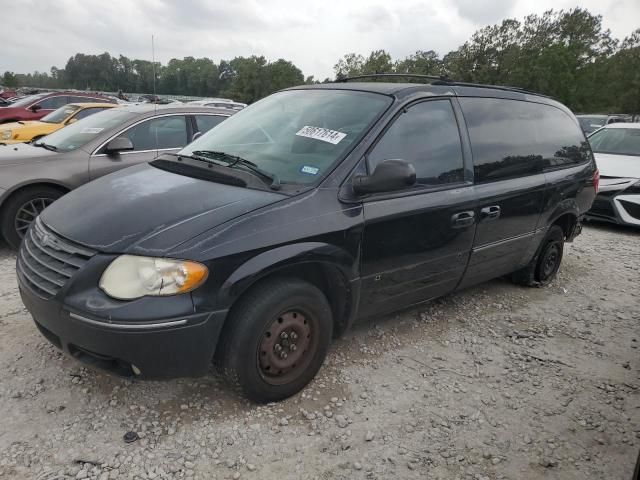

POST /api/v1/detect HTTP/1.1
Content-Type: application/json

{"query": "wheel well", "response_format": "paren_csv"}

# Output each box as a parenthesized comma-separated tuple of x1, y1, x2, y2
(228, 262, 353, 338)
(0, 183, 69, 212)
(552, 213, 577, 239)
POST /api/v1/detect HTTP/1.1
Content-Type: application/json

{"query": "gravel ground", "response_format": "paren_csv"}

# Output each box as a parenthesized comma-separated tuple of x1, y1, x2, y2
(0, 224, 638, 480)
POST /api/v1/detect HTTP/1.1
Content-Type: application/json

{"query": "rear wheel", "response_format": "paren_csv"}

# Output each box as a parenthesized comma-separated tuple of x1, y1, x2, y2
(0, 186, 64, 249)
(216, 278, 333, 403)
(511, 225, 564, 287)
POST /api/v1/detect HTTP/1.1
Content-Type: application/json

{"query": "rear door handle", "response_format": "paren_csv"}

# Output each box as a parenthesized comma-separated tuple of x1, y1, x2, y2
(480, 205, 501, 221)
(451, 211, 475, 228)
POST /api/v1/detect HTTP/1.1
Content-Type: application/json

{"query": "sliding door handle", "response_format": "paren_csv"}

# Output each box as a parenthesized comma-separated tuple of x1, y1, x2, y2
(480, 205, 501, 220)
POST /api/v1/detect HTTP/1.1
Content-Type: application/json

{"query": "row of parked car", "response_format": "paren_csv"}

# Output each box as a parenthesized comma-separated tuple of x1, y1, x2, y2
(0, 89, 245, 247)
(576, 113, 638, 135)
(2, 75, 638, 404)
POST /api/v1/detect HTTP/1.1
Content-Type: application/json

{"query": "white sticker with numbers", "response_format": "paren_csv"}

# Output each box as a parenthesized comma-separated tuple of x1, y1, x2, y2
(295, 126, 347, 145)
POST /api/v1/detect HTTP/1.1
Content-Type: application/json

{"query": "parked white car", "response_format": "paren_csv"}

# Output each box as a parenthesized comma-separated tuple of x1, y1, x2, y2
(587, 123, 640, 227)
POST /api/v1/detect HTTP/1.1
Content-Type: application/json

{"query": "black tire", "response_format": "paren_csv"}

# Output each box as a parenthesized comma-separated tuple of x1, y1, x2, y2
(0, 186, 63, 249)
(511, 225, 564, 287)
(215, 278, 333, 403)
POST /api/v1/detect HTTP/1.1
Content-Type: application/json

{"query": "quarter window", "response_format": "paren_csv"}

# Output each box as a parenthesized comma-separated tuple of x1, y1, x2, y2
(122, 116, 188, 151)
(460, 98, 589, 183)
(368, 100, 464, 186)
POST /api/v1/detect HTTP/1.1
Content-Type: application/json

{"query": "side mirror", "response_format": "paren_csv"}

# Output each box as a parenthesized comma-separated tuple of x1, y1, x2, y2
(352, 159, 416, 195)
(66, 117, 78, 125)
(192, 131, 202, 141)
(105, 137, 134, 154)
(29, 104, 42, 112)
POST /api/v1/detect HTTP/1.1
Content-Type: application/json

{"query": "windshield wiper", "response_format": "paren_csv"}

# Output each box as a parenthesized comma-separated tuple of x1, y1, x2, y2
(190, 150, 281, 190)
(33, 142, 57, 152)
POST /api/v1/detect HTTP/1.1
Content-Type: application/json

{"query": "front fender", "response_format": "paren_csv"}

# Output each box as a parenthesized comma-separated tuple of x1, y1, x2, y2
(217, 242, 358, 310)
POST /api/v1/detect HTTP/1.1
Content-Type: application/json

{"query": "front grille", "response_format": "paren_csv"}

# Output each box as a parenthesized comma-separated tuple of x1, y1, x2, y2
(17, 218, 96, 299)
(590, 196, 616, 218)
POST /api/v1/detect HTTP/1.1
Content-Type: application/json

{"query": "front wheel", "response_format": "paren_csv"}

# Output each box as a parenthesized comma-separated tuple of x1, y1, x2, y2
(0, 186, 63, 249)
(511, 225, 564, 287)
(215, 278, 333, 403)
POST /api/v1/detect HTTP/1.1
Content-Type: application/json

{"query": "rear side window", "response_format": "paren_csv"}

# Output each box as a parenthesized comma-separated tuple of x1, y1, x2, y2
(460, 98, 589, 183)
(194, 115, 226, 135)
(368, 99, 464, 186)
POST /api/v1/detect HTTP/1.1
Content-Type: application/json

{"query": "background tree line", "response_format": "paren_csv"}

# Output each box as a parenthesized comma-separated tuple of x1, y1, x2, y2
(2, 8, 639, 113)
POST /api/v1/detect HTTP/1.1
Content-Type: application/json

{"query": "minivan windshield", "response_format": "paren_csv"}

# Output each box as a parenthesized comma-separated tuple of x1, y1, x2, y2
(37, 108, 137, 152)
(180, 89, 391, 185)
(589, 127, 640, 157)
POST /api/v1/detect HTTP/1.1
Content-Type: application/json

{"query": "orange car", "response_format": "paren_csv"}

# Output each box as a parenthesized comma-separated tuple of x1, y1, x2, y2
(0, 103, 117, 144)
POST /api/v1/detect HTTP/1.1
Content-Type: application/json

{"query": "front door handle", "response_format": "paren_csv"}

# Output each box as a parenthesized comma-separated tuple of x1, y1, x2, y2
(481, 205, 501, 221)
(451, 210, 475, 228)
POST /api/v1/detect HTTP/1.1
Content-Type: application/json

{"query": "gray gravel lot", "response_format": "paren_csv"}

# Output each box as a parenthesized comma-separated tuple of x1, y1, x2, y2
(0, 224, 638, 480)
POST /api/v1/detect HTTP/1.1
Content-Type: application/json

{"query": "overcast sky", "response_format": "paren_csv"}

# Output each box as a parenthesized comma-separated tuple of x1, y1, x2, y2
(2, 0, 638, 80)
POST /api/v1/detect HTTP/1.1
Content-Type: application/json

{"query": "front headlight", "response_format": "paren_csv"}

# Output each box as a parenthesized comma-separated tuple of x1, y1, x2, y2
(0, 130, 12, 140)
(99, 255, 208, 300)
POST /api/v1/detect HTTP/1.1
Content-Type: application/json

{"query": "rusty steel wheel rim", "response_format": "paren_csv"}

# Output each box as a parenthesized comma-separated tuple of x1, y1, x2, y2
(258, 309, 318, 385)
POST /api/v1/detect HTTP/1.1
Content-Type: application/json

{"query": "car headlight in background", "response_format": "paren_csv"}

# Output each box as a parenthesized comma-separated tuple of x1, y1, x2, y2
(0, 130, 12, 140)
(99, 255, 208, 300)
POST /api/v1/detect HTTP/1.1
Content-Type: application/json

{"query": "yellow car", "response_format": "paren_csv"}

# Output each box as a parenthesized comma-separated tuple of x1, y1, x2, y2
(0, 103, 117, 144)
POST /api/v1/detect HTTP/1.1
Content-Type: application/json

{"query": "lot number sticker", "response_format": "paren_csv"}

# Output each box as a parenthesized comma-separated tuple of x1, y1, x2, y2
(80, 127, 104, 134)
(296, 126, 346, 145)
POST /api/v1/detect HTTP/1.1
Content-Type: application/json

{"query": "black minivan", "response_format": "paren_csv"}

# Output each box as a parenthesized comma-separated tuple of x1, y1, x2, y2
(17, 76, 598, 402)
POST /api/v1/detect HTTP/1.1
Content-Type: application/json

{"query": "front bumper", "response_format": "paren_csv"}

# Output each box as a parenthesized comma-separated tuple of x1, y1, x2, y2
(19, 285, 227, 378)
(16, 220, 228, 378)
(586, 178, 640, 227)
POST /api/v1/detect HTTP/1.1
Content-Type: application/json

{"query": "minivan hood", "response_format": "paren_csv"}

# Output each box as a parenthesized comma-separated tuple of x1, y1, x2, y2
(0, 142, 56, 163)
(41, 163, 287, 254)
(594, 152, 640, 179)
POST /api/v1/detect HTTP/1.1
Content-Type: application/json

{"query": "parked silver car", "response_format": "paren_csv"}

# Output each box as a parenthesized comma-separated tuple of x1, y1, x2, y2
(0, 104, 233, 247)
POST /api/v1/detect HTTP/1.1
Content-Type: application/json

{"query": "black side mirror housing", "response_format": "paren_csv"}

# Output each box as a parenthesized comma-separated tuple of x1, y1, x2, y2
(29, 104, 42, 112)
(352, 159, 416, 195)
(105, 137, 134, 154)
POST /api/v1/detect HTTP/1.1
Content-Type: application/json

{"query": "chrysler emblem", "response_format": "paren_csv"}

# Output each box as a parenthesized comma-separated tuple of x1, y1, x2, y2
(40, 233, 60, 251)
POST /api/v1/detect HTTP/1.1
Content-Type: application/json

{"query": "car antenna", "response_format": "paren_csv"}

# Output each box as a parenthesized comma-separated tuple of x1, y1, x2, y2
(151, 34, 159, 153)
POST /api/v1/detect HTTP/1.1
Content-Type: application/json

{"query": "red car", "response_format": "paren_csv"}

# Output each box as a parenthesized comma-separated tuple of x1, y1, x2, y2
(0, 89, 17, 99)
(0, 91, 116, 124)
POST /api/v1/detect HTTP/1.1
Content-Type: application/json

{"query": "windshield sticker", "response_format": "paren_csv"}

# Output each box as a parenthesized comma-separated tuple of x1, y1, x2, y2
(296, 126, 347, 145)
(80, 127, 104, 134)
(300, 165, 319, 175)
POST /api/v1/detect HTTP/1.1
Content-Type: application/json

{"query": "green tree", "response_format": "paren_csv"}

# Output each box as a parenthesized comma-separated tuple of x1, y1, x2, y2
(334, 53, 365, 78)
(395, 50, 442, 76)
(1, 72, 18, 87)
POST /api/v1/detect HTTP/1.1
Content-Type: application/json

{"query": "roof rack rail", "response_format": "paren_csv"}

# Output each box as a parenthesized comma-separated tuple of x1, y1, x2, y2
(335, 73, 454, 84)
(333, 73, 551, 99)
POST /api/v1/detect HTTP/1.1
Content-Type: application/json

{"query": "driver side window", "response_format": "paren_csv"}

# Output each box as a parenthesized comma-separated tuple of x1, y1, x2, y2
(368, 100, 464, 186)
